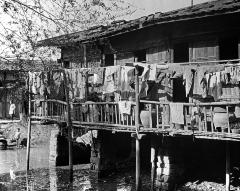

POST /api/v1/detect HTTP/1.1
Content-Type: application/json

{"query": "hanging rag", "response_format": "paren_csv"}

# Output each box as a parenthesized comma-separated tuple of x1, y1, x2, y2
(118, 101, 132, 115)
(183, 68, 193, 97)
(89, 67, 105, 85)
(120, 66, 135, 92)
(149, 64, 157, 81)
(65, 69, 85, 100)
(103, 66, 120, 94)
(169, 103, 184, 124)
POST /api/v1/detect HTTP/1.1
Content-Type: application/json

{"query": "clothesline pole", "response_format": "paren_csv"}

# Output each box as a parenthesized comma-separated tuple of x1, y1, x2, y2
(135, 67, 141, 191)
(26, 80, 32, 171)
(63, 71, 73, 182)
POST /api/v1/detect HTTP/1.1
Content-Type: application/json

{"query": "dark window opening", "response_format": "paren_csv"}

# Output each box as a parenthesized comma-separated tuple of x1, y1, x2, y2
(63, 61, 70, 69)
(219, 37, 238, 60)
(105, 54, 114, 66)
(134, 49, 146, 62)
(173, 43, 189, 63)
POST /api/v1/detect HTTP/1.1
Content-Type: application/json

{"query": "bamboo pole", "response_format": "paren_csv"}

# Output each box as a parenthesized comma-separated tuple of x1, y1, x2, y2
(135, 67, 141, 191)
(226, 141, 230, 191)
(63, 71, 73, 182)
(26, 81, 32, 171)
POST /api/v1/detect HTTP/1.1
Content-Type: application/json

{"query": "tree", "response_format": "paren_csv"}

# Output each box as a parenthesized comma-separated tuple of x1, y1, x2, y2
(0, 0, 135, 63)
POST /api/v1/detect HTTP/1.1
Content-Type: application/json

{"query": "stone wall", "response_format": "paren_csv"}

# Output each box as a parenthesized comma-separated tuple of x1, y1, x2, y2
(90, 131, 134, 177)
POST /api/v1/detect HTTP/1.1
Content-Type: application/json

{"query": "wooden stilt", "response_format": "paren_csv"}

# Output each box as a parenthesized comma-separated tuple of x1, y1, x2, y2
(26, 117, 31, 171)
(226, 141, 230, 191)
(134, 66, 141, 191)
(151, 138, 156, 191)
(26, 83, 32, 171)
(63, 71, 73, 182)
(136, 137, 141, 191)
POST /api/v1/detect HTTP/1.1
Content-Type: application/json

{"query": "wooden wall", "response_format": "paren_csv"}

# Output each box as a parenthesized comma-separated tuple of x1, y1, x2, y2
(61, 12, 240, 67)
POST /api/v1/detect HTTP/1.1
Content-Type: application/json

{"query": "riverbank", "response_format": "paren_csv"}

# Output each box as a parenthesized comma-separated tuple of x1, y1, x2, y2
(0, 122, 57, 146)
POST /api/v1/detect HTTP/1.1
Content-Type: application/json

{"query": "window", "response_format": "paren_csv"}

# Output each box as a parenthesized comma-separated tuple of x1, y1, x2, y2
(63, 61, 70, 69)
(105, 54, 114, 66)
(134, 49, 146, 62)
(173, 43, 189, 63)
(219, 37, 238, 60)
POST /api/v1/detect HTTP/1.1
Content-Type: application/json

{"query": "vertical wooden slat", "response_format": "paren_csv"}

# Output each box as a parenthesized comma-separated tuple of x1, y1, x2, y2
(226, 106, 230, 133)
(119, 105, 122, 125)
(197, 105, 202, 131)
(204, 106, 207, 132)
(130, 106, 133, 126)
(161, 104, 164, 130)
(149, 104, 153, 129)
(33, 101, 36, 116)
(114, 104, 118, 124)
(210, 106, 214, 132)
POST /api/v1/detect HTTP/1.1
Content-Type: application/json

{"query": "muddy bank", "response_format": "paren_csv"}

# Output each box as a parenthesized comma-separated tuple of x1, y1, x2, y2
(0, 122, 57, 146)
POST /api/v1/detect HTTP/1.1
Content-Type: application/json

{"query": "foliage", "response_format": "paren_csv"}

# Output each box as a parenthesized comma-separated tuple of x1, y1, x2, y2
(0, 0, 135, 63)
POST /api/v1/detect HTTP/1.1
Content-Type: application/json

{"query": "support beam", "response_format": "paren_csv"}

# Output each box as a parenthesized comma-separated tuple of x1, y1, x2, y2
(226, 141, 230, 191)
(26, 117, 31, 171)
(63, 71, 73, 182)
(134, 66, 141, 191)
(136, 137, 141, 191)
(26, 84, 32, 171)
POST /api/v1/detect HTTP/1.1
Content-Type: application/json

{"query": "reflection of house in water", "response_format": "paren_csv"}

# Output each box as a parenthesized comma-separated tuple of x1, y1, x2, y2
(37, 0, 240, 190)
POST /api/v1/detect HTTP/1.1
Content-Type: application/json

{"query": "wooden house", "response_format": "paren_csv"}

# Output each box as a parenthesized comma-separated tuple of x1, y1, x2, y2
(36, 0, 240, 190)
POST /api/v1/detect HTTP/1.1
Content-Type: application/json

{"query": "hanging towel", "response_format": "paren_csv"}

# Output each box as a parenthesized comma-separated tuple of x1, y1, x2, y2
(118, 101, 132, 115)
(183, 68, 193, 97)
(169, 103, 184, 124)
(120, 66, 135, 92)
(103, 66, 120, 94)
(149, 64, 157, 81)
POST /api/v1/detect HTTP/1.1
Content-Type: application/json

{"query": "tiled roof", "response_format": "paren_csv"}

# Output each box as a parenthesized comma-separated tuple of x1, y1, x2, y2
(38, 0, 240, 47)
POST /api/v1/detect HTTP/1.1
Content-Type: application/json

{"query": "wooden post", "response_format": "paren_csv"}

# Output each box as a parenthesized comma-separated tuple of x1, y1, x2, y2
(136, 137, 141, 191)
(135, 66, 141, 191)
(226, 141, 230, 191)
(151, 138, 156, 191)
(63, 71, 73, 182)
(26, 82, 32, 171)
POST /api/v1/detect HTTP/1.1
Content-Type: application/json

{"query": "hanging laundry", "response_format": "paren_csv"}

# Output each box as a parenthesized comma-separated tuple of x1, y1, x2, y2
(103, 66, 120, 94)
(114, 92, 121, 102)
(120, 66, 135, 92)
(65, 69, 86, 100)
(149, 64, 157, 81)
(89, 67, 105, 85)
(183, 68, 193, 97)
(193, 68, 206, 96)
(169, 103, 184, 125)
(118, 101, 132, 115)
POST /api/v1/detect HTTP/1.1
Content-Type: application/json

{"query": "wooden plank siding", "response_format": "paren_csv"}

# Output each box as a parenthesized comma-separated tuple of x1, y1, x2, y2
(191, 39, 219, 62)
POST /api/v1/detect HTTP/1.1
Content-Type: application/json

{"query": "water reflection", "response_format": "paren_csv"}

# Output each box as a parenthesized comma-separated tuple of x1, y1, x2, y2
(0, 147, 150, 190)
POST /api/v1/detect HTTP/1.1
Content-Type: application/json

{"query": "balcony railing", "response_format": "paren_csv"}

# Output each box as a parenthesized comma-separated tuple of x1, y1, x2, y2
(30, 99, 240, 135)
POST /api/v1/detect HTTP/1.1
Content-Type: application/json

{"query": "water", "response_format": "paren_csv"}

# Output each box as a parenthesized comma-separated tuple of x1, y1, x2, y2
(0, 147, 151, 191)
